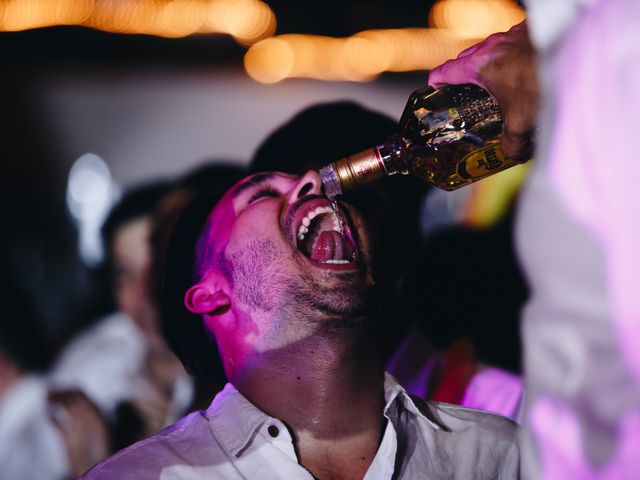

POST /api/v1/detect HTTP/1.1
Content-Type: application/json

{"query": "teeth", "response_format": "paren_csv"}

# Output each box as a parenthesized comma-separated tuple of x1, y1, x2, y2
(323, 259, 350, 264)
(297, 206, 342, 242)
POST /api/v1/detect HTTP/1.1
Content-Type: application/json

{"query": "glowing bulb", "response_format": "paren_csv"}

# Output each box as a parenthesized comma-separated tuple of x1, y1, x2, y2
(0, 0, 274, 45)
(66, 153, 119, 266)
(244, 38, 294, 83)
(430, 0, 525, 39)
(230, 1, 276, 45)
(344, 32, 392, 78)
(153, 0, 203, 38)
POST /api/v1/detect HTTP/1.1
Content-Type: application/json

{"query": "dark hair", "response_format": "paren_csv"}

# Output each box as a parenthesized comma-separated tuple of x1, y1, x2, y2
(102, 181, 171, 269)
(149, 162, 244, 306)
(159, 175, 244, 386)
(398, 214, 527, 372)
(0, 277, 49, 371)
(251, 101, 397, 173)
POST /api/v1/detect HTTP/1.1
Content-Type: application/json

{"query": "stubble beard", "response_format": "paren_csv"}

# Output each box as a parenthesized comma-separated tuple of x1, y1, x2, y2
(222, 239, 377, 335)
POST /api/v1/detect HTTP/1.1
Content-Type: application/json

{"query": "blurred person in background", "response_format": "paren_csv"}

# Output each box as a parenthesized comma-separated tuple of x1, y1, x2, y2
(0, 276, 111, 479)
(429, 5, 640, 476)
(50, 181, 193, 440)
(387, 210, 527, 423)
(47, 388, 110, 478)
(0, 277, 70, 479)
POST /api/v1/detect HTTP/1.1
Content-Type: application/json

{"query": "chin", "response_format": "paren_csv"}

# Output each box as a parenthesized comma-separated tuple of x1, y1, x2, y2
(290, 268, 378, 324)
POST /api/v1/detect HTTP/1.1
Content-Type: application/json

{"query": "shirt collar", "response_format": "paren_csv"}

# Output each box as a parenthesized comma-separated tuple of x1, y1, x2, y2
(206, 373, 441, 457)
(206, 383, 273, 457)
(383, 372, 442, 431)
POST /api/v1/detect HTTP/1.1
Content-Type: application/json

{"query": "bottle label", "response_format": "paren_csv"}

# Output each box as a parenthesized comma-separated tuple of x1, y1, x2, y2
(457, 145, 505, 179)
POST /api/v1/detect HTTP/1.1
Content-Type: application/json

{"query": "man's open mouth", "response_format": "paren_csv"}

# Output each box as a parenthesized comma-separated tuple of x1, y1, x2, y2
(294, 203, 357, 266)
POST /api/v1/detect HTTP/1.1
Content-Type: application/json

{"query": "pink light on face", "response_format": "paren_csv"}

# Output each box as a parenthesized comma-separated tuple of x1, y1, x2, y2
(191, 173, 306, 380)
(190, 170, 371, 383)
(193, 177, 261, 379)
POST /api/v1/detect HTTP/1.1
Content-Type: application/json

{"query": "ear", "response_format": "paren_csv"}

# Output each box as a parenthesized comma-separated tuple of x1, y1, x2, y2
(184, 283, 231, 316)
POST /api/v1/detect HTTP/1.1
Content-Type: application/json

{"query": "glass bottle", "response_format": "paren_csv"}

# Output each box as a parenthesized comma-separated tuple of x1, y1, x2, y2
(319, 84, 526, 197)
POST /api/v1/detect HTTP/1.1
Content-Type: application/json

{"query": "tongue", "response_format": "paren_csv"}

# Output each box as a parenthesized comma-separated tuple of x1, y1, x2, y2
(310, 231, 344, 263)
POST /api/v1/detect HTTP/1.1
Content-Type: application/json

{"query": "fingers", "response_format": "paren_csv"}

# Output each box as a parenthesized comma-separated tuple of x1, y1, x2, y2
(429, 56, 481, 88)
(501, 125, 534, 162)
(498, 88, 539, 162)
(427, 18, 538, 162)
(457, 42, 482, 59)
(429, 39, 497, 89)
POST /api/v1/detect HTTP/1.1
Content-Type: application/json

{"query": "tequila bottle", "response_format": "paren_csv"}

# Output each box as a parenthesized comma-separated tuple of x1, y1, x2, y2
(320, 84, 526, 196)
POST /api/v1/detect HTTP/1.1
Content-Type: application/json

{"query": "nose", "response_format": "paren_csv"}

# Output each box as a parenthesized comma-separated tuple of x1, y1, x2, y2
(287, 170, 323, 204)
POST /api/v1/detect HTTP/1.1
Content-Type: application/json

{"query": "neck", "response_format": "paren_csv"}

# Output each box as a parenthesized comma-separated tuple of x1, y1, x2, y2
(230, 323, 386, 478)
(0, 358, 22, 400)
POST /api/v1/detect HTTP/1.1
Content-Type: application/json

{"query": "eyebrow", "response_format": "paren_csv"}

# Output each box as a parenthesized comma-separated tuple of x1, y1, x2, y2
(230, 173, 276, 199)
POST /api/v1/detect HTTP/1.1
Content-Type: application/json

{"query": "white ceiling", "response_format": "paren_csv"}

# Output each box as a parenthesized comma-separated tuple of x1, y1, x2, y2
(39, 67, 419, 188)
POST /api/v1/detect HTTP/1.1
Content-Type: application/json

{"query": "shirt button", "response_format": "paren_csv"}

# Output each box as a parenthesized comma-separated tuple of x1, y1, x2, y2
(268, 425, 279, 438)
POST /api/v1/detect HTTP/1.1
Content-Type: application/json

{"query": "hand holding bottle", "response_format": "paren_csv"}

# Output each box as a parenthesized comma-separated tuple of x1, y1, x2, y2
(428, 21, 540, 161)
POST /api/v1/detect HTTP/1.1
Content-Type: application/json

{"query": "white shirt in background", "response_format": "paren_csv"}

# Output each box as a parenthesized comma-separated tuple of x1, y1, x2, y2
(49, 311, 193, 425)
(518, 0, 640, 477)
(0, 376, 70, 480)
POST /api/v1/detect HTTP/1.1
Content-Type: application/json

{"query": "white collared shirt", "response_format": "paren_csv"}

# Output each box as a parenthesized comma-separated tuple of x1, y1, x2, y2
(50, 312, 194, 424)
(0, 376, 70, 480)
(82, 373, 519, 479)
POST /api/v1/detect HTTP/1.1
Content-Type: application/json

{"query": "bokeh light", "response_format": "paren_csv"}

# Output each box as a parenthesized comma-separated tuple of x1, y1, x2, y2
(0, 0, 526, 81)
(244, 37, 294, 84)
(243, 0, 525, 83)
(0, 0, 275, 44)
(211, 0, 276, 45)
(429, 0, 526, 39)
(66, 153, 120, 266)
(0, 0, 93, 31)
(244, 28, 478, 83)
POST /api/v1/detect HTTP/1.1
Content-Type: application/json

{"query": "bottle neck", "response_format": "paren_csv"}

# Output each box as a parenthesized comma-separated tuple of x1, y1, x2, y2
(377, 135, 406, 175)
(318, 135, 406, 197)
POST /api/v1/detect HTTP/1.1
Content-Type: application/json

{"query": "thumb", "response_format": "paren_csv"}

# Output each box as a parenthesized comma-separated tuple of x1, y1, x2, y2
(500, 125, 533, 162)
(429, 56, 482, 88)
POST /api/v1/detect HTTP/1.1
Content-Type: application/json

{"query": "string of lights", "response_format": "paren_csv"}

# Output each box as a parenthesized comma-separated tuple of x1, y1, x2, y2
(0, 0, 525, 82)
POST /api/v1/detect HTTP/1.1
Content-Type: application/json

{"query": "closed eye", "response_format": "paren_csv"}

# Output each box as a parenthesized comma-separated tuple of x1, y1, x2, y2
(247, 187, 279, 204)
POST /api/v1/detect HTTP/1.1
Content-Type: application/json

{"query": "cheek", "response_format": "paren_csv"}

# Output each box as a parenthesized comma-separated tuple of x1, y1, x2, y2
(226, 210, 281, 253)
(351, 213, 372, 253)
